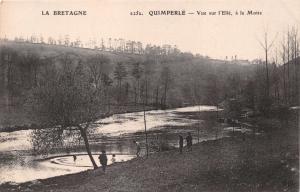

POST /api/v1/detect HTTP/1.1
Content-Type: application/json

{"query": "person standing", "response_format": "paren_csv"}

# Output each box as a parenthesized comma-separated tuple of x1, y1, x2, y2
(186, 132, 193, 151)
(179, 135, 183, 154)
(73, 155, 77, 162)
(133, 140, 141, 157)
(98, 150, 108, 172)
(111, 154, 116, 164)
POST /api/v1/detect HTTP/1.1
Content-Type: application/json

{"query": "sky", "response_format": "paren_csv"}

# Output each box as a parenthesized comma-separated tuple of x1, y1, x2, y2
(0, 0, 299, 60)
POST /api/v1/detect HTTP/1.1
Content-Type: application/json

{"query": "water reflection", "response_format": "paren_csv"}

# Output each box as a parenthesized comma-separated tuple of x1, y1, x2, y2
(0, 105, 219, 184)
(0, 106, 217, 152)
(95, 105, 218, 136)
(0, 154, 134, 184)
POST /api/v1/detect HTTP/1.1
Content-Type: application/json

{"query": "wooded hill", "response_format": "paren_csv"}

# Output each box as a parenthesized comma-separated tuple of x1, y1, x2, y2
(0, 40, 298, 129)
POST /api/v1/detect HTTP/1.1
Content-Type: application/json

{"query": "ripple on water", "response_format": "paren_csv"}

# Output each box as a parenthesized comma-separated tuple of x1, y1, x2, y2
(0, 105, 217, 183)
(0, 154, 135, 184)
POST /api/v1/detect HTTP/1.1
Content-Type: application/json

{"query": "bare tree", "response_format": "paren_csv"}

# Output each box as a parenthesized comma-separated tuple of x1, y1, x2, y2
(29, 56, 101, 169)
(280, 36, 287, 104)
(87, 54, 110, 90)
(131, 62, 143, 105)
(257, 30, 277, 98)
(113, 62, 127, 105)
(101, 73, 113, 113)
(291, 27, 299, 105)
(287, 29, 291, 103)
(160, 66, 172, 109)
(0, 48, 19, 110)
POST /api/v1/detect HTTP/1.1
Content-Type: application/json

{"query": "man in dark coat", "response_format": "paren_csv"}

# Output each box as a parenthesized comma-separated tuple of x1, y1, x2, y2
(99, 150, 108, 172)
(179, 135, 183, 154)
(186, 132, 193, 151)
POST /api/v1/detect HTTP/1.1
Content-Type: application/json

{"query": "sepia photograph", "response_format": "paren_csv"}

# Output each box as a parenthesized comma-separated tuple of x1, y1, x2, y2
(0, 0, 299, 191)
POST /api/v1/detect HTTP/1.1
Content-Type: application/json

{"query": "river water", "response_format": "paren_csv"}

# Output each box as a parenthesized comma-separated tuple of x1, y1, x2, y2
(0, 105, 227, 184)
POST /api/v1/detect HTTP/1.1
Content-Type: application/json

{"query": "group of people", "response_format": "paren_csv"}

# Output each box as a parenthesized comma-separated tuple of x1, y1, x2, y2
(96, 140, 141, 173)
(97, 133, 193, 172)
(132, 133, 193, 157)
(179, 132, 193, 153)
(73, 152, 116, 172)
(98, 140, 142, 173)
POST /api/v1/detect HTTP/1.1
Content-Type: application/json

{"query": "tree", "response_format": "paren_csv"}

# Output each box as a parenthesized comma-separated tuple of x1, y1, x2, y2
(131, 62, 143, 105)
(287, 30, 291, 104)
(142, 58, 156, 106)
(29, 57, 100, 169)
(101, 73, 113, 113)
(205, 74, 220, 111)
(280, 36, 288, 104)
(64, 35, 70, 46)
(257, 30, 277, 98)
(22, 53, 40, 88)
(0, 48, 19, 110)
(113, 62, 127, 104)
(87, 54, 110, 90)
(243, 80, 255, 110)
(290, 27, 299, 105)
(39, 35, 44, 44)
(160, 66, 171, 109)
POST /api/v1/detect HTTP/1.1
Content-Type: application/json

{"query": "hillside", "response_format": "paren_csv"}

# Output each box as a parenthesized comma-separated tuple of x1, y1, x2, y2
(0, 40, 143, 63)
(0, 40, 257, 129)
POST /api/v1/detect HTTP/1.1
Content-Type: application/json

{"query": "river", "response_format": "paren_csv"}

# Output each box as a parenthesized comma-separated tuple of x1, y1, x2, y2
(0, 105, 233, 184)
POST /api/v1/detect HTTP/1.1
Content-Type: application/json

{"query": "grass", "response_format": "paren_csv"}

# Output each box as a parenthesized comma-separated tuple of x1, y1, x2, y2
(0, 133, 298, 192)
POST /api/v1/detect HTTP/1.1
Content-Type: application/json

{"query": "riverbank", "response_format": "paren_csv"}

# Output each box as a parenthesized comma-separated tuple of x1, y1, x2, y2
(1, 131, 298, 192)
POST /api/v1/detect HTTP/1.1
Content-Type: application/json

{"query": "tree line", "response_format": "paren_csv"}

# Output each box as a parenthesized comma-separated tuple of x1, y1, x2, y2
(1, 35, 181, 56)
